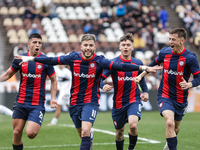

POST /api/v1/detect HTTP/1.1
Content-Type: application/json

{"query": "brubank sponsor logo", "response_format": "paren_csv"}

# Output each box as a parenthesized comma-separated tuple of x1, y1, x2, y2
(74, 72, 95, 78)
(22, 73, 41, 78)
(164, 69, 183, 75)
(118, 76, 135, 81)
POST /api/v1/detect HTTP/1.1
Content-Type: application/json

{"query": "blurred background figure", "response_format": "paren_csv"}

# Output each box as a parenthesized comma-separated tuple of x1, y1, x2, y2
(28, 23, 41, 36)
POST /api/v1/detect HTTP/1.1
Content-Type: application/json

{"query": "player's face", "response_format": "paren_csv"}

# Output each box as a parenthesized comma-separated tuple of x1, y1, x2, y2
(81, 40, 96, 60)
(169, 34, 185, 53)
(27, 38, 42, 56)
(119, 40, 134, 59)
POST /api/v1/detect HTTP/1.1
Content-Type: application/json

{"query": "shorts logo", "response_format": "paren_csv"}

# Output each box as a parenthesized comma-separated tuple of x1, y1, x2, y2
(159, 102, 163, 108)
(179, 61, 184, 66)
(90, 63, 95, 68)
(37, 64, 42, 70)
(113, 121, 117, 126)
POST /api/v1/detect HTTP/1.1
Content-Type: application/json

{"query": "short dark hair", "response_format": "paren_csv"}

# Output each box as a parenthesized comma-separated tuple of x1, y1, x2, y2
(81, 34, 96, 43)
(169, 28, 187, 39)
(119, 33, 134, 43)
(29, 33, 42, 40)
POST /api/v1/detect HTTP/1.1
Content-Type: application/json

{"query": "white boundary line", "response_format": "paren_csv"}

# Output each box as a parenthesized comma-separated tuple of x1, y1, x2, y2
(0, 124, 161, 149)
(59, 124, 161, 144)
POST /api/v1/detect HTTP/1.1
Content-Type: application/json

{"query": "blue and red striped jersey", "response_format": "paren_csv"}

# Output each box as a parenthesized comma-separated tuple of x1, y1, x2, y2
(11, 52, 55, 106)
(150, 47, 200, 106)
(34, 51, 143, 106)
(101, 55, 148, 109)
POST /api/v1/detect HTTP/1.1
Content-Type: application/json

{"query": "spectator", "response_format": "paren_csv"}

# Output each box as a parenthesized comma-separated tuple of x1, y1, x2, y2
(13, 43, 27, 56)
(131, 2, 143, 19)
(183, 11, 193, 37)
(48, 2, 58, 19)
(154, 28, 169, 49)
(83, 23, 93, 33)
(115, 2, 126, 18)
(28, 23, 41, 36)
(38, 2, 50, 19)
(22, 2, 39, 20)
(97, 18, 105, 34)
(100, 6, 110, 22)
(133, 32, 146, 53)
(88, 25, 101, 41)
(190, 19, 200, 42)
(158, 6, 168, 29)
(121, 14, 133, 30)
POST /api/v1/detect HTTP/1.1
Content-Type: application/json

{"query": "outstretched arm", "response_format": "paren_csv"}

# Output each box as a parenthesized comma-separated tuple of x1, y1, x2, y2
(0, 68, 16, 82)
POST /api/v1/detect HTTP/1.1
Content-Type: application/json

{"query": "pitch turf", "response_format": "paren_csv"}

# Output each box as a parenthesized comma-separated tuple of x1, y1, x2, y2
(0, 111, 199, 150)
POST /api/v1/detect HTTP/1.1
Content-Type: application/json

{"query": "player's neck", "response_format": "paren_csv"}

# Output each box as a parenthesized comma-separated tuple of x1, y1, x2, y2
(28, 52, 40, 57)
(121, 55, 131, 60)
(173, 46, 185, 54)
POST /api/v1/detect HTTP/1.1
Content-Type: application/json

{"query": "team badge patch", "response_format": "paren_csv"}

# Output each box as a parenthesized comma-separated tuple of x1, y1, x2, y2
(113, 121, 117, 126)
(90, 63, 95, 68)
(179, 61, 184, 66)
(37, 64, 42, 69)
(159, 102, 163, 108)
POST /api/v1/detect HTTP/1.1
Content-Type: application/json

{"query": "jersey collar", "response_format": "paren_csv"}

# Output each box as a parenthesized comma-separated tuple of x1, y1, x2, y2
(172, 47, 186, 55)
(28, 52, 41, 57)
(80, 52, 95, 61)
(119, 55, 132, 62)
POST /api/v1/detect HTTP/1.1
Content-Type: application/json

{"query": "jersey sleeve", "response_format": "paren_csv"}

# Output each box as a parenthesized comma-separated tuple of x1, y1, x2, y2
(34, 53, 73, 65)
(188, 55, 200, 87)
(11, 59, 21, 72)
(98, 56, 140, 71)
(47, 65, 56, 77)
(149, 49, 164, 67)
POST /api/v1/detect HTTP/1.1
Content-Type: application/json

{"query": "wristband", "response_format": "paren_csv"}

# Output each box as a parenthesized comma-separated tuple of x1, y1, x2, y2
(22, 56, 34, 62)
(141, 66, 147, 71)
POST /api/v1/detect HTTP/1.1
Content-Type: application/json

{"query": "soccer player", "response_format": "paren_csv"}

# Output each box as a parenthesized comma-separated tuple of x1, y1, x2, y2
(15, 34, 162, 150)
(0, 105, 13, 117)
(48, 65, 72, 126)
(0, 33, 58, 150)
(134, 28, 200, 150)
(100, 33, 149, 150)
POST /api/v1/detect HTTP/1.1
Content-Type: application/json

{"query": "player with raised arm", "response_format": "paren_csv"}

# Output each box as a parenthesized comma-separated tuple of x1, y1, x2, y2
(15, 34, 162, 150)
(100, 33, 149, 150)
(134, 28, 200, 150)
(0, 33, 58, 150)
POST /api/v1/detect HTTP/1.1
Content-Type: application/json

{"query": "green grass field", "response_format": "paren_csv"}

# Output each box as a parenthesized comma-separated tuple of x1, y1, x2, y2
(0, 111, 200, 150)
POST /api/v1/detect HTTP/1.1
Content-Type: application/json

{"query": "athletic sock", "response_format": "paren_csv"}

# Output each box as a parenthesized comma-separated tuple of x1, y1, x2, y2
(116, 139, 124, 150)
(0, 105, 13, 117)
(167, 136, 177, 150)
(51, 117, 58, 125)
(13, 143, 23, 150)
(80, 136, 91, 150)
(128, 134, 137, 150)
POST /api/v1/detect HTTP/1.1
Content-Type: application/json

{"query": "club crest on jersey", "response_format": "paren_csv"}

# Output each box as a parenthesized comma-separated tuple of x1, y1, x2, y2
(159, 102, 163, 108)
(90, 63, 95, 68)
(179, 61, 184, 66)
(113, 121, 117, 126)
(37, 64, 42, 70)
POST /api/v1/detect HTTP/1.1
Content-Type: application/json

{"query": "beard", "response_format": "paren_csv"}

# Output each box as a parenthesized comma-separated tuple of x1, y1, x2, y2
(83, 50, 94, 58)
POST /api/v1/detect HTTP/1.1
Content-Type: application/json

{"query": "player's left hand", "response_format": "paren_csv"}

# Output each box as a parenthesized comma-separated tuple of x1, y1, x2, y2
(50, 100, 58, 108)
(179, 77, 192, 90)
(140, 92, 149, 102)
(103, 84, 113, 92)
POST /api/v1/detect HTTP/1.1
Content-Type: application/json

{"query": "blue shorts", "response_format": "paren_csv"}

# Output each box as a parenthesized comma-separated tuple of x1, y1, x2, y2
(112, 102, 142, 129)
(12, 103, 45, 126)
(69, 103, 99, 128)
(158, 98, 187, 121)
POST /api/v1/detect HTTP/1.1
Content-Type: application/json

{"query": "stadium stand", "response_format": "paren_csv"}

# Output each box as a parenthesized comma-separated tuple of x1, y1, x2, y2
(0, 0, 200, 88)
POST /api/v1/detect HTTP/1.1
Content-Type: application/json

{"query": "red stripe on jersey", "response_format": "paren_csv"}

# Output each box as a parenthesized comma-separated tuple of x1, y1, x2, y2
(32, 63, 43, 105)
(193, 70, 200, 75)
(10, 66, 17, 72)
(58, 56, 62, 65)
(18, 63, 29, 104)
(116, 71, 125, 109)
(84, 62, 96, 103)
(162, 55, 172, 98)
(176, 56, 186, 103)
(102, 74, 107, 79)
(109, 61, 114, 70)
(71, 60, 82, 105)
(129, 62, 137, 103)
